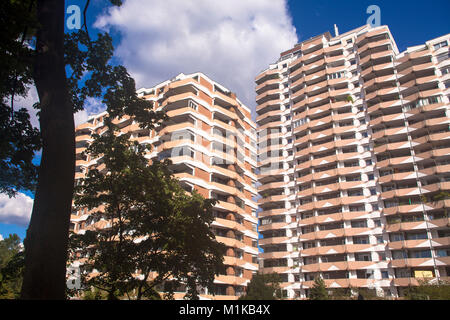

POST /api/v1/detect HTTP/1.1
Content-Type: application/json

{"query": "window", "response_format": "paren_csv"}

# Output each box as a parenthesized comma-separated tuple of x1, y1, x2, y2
(376, 236, 384, 244)
(403, 96, 443, 111)
(436, 52, 449, 63)
(353, 236, 369, 244)
(188, 100, 198, 110)
(328, 71, 346, 80)
(406, 233, 428, 240)
(293, 118, 307, 128)
(368, 174, 375, 181)
(381, 271, 389, 279)
(438, 230, 450, 238)
(355, 253, 371, 261)
(445, 81, 450, 89)
(343, 146, 357, 153)
(348, 189, 363, 196)
(344, 161, 359, 168)
(304, 241, 316, 249)
(339, 120, 353, 127)
(369, 188, 377, 196)
(391, 233, 404, 242)
(351, 220, 367, 228)
(395, 268, 411, 278)
(441, 66, 450, 75)
(434, 41, 448, 50)
(349, 204, 365, 212)
(372, 203, 379, 211)
(362, 132, 368, 138)
(304, 257, 317, 265)
(302, 226, 315, 234)
(374, 219, 381, 227)
(392, 251, 407, 260)
(437, 249, 450, 257)
(410, 250, 432, 259)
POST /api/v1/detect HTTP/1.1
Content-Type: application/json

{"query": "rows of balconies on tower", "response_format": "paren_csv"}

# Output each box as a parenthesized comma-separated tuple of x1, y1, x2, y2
(256, 41, 296, 295)
(71, 73, 259, 300)
(365, 31, 450, 294)
(288, 28, 387, 298)
(256, 25, 450, 299)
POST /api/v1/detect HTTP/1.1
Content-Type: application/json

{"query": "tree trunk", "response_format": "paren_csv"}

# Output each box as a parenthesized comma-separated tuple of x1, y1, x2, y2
(21, 0, 75, 299)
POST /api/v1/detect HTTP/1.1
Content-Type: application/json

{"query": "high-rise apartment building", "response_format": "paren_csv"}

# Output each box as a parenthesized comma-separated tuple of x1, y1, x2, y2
(256, 24, 450, 299)
(71, 72, 259, 300)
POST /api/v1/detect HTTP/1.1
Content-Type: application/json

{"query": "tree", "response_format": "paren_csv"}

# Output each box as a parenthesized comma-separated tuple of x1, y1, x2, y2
(0, 0, 166, 299)
(0, 234, 25, 299)
(239, 273, 282, 300)
(0, 1, 41, 198)
(404, 279, 450, 300)
(309, 276, 329, 300)
(68, 120, 226, 300)
(329, 287, 353, 300)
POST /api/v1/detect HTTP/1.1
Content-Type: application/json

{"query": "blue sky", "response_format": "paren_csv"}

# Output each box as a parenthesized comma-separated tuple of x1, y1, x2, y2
(287, 0, 450, 52)
(1, 0, 449, 242)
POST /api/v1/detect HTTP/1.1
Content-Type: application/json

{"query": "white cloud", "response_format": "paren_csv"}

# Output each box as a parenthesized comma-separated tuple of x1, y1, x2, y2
(9, 85, 105, 128)
(94, 0, 298, 115)
(0, 234, 3, 241)
(0, 193, 34, 227)
(10, 85, 40, 129)
(74, 109, 89, 127)
(75, 97, 107, 126)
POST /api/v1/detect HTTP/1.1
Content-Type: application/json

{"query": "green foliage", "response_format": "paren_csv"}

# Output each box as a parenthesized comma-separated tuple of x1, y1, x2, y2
(0, 234, 21, 268)
(68, 122, 226, 300)
(309, 277, 329, 300)
(82, 287, 109, 300)
(64, 29, 166, 128)
(1, 0, 164, 198)
(0, 234, 24, 299)
(0, 0, 41, 197)
(239, 273, 282, 300)
(329, 287, 353, 300)
(346, 95, 354, 103)
(404, 279, 450, 300)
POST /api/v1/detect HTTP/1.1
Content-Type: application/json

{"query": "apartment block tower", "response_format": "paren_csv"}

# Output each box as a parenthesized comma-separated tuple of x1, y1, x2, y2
(256, 24, 450, 299)
(71, 72, 259, 300)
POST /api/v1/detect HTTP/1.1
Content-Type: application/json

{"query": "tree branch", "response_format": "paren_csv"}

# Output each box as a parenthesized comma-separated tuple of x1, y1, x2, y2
(82, 0, 92, 44)
(10, 0, 36, 120)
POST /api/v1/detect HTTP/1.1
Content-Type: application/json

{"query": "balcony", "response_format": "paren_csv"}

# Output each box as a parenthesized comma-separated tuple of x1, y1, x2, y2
(391, 257, 434, 268)
(385, 221, 428, 233)
(387, 239, 430, 250)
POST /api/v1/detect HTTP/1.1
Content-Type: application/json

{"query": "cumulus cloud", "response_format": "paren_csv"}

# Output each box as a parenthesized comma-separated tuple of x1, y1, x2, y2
(75, 97, 107, 126)
(94, 0, 298, 115)
(10, 85, 40, 129)
(0, 193, 34, 227)
(74, 109, 89, 127)
(0, 234, 3, 241)
(8, 85, 104, 128)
